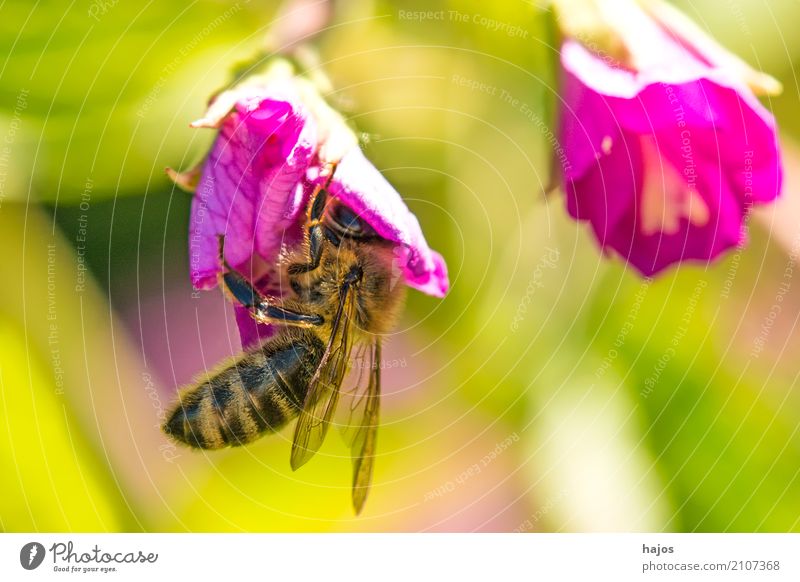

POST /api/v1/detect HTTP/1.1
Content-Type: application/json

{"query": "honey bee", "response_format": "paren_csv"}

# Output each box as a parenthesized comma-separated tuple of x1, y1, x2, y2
(162, 164, 406, 513)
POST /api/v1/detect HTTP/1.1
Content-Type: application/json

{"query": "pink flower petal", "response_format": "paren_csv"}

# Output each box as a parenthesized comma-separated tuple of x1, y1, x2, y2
(189, 95, 316, 290)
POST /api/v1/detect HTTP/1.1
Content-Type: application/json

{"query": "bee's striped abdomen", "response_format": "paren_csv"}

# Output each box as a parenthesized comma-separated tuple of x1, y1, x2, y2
(163, 332, 324, 449)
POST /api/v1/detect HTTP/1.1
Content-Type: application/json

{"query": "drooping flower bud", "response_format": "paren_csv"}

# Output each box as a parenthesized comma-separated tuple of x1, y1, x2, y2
(170, 60, 448, 345)
(552, 0, 782, 275)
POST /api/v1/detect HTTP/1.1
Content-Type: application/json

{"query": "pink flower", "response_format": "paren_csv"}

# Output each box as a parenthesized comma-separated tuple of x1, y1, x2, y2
(173, 67, 448, 346)
(556, 0, 782, 276)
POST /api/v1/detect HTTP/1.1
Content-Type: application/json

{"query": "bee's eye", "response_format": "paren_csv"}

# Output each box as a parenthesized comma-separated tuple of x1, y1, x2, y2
(329, 203, 372, 237)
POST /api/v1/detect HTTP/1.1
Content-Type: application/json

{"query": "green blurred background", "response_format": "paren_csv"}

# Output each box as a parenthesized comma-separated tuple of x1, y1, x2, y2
(2, 0, 800, 532)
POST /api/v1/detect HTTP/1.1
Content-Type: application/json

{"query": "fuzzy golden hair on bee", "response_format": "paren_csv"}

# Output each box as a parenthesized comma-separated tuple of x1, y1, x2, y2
(285, 235, 406, 334)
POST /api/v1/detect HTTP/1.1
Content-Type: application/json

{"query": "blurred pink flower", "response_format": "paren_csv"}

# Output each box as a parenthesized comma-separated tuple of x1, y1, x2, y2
(556, 0, 782, 276)
(173, 67, 448, 346)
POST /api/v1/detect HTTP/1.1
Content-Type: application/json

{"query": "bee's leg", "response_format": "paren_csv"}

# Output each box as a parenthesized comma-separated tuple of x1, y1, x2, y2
(217, 237, 323, 327)
(288, 163, 340, 275)
(288, 186, 328, 275)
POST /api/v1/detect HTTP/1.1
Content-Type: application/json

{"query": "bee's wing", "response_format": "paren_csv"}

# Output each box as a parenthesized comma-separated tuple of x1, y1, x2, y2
(290, 281, 356, 470)
(339, 338, 381, 514)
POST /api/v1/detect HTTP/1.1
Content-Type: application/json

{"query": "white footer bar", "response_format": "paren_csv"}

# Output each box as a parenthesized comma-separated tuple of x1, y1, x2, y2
(1, 533, 798, 581)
